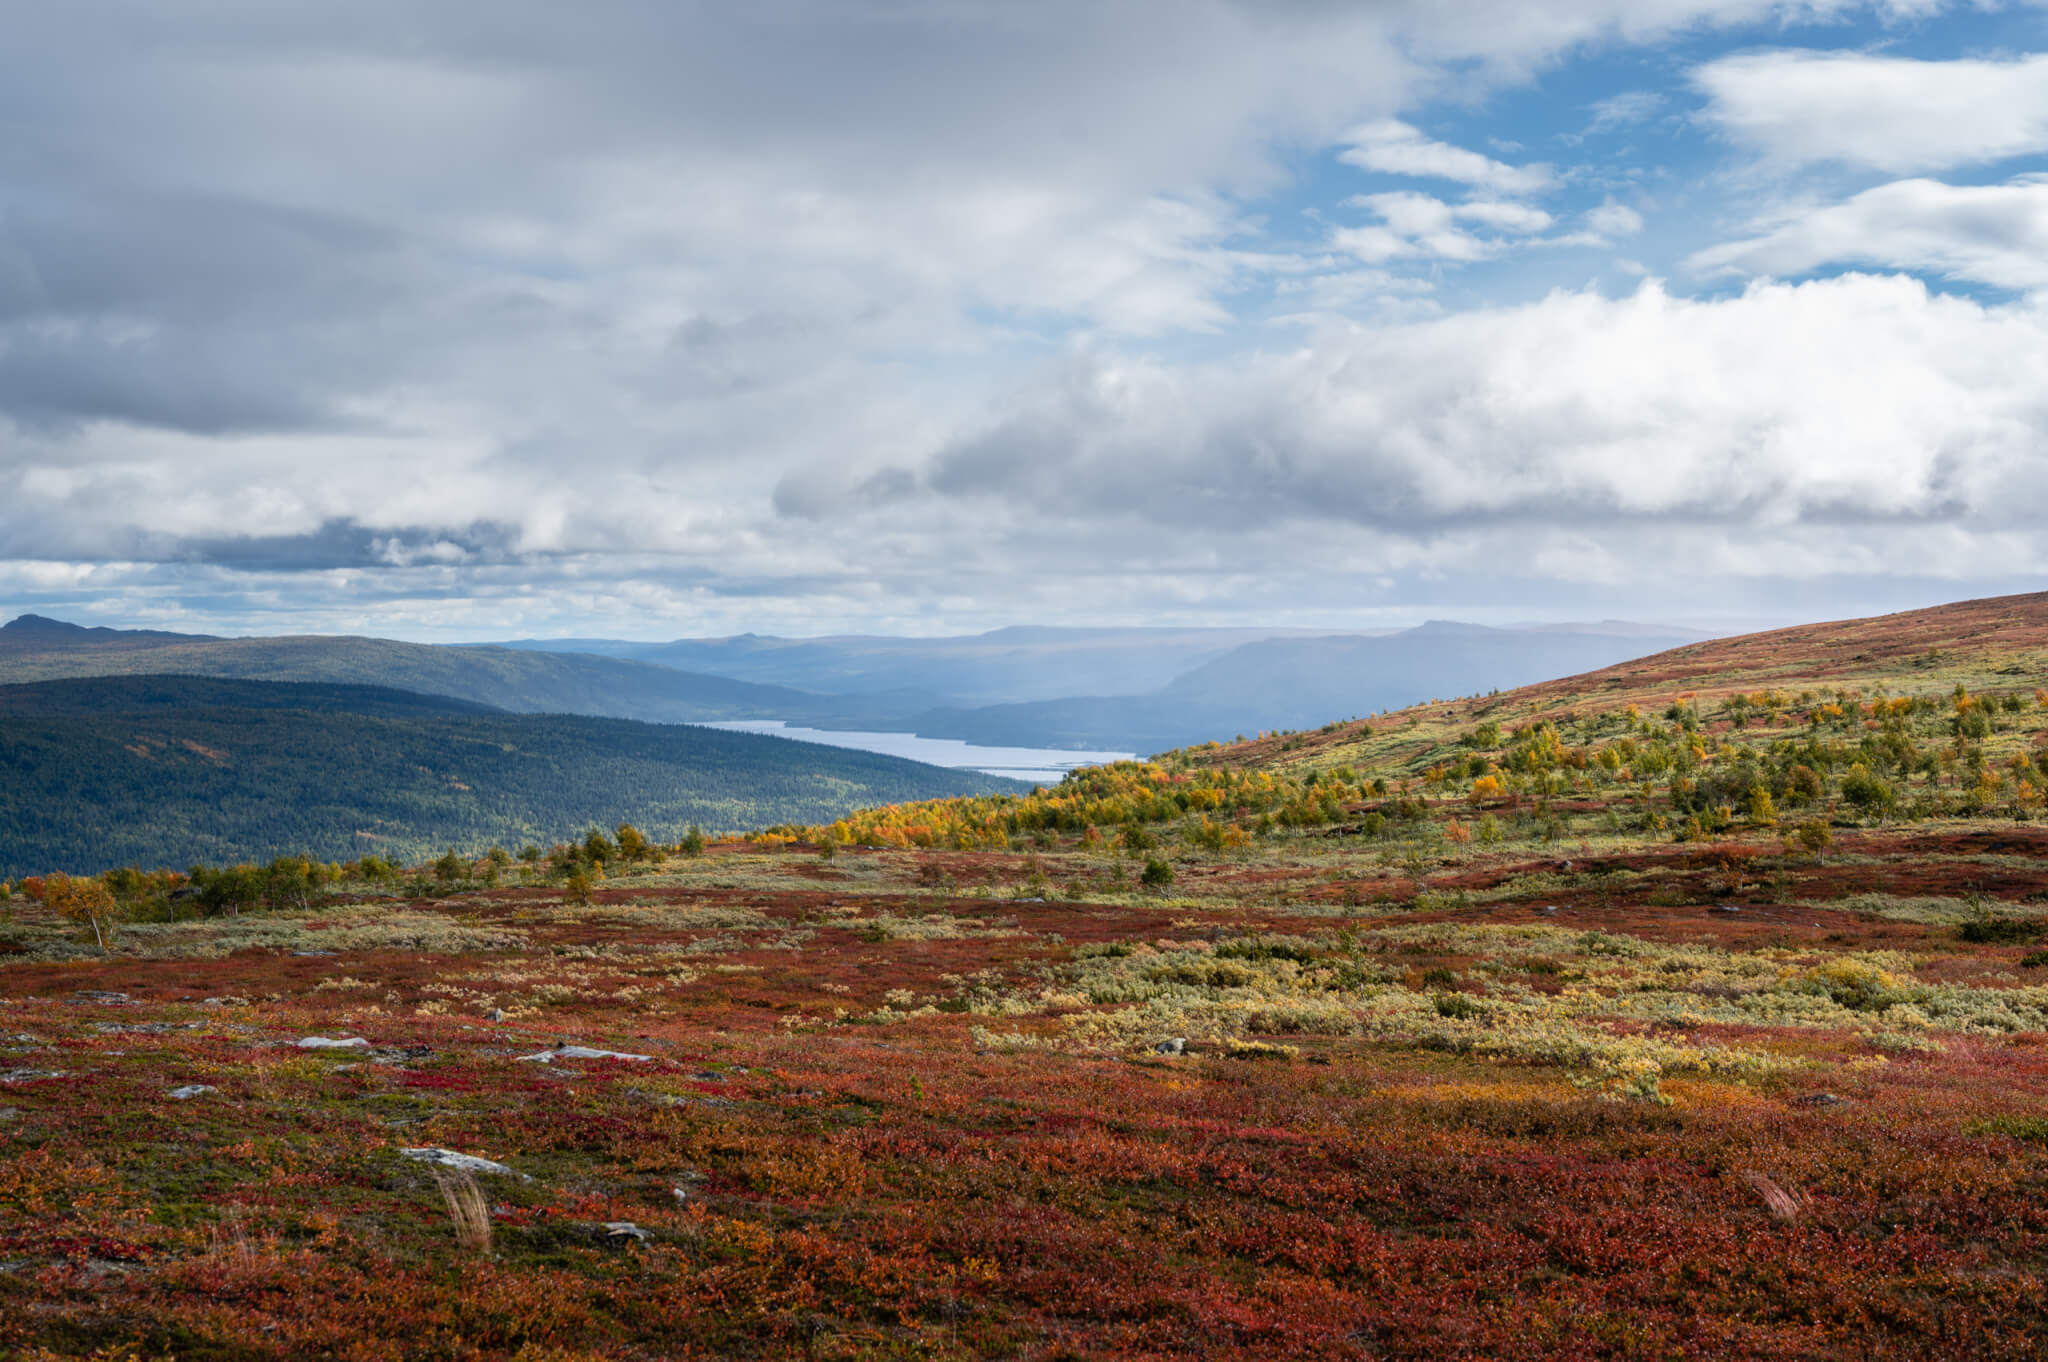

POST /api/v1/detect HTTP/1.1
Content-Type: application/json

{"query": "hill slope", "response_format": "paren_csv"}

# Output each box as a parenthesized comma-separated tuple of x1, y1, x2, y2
(0, 675, 1021, 877)
(0, 615, 880, 725)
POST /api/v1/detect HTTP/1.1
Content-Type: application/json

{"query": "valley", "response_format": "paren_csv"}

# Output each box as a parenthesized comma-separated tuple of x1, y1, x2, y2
(3, 593, 2047, 1358)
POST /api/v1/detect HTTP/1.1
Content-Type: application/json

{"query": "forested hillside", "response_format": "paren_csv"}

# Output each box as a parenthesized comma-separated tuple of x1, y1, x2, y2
(0, 676, 1021, 877)
(0, 615, 872, 725)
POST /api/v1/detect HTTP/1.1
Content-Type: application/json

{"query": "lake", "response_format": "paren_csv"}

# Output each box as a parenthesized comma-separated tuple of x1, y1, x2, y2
(701, 720, 1134, 785)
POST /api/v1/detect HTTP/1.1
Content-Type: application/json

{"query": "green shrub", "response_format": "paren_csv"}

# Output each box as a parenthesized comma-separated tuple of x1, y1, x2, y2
(1959, 918, 2044, 944)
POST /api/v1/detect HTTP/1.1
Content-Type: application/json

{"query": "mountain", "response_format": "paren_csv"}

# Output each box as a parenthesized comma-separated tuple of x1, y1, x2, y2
(499, 625, 1341, 706)
(904, 621, 1706, 754)
(0, 614, 222, 646)
(0, 616, 894, 726)
(0, 675, 1023, 878)
(0, 613, 1709, 759)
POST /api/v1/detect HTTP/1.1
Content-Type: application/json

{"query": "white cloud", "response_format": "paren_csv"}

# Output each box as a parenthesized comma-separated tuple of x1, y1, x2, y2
(1332, 192, 1557, 263)
(0, 1, 2026, 631)
(1690, 177, 2048, 291)
(1587, 200, 1647, 237)
(910, 274, 2048, 549)
(1585, 90, 1666, 134)
(1694, 50, 2048, 173)
(1339, 120, 1556, 195)
(1458, 200, 1558, 234)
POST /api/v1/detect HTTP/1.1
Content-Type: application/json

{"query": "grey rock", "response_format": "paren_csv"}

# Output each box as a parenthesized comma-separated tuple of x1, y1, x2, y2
(70, 990, 131, 1005)
(296, 1036, 370, 1050)
(167, 1084, 216, 1100)
(400, 1147, 528, 1179)
(601, 1221, 652, 1245)
(516, 1045, 652, 1064)
(1155, 1037, 1186, 1055)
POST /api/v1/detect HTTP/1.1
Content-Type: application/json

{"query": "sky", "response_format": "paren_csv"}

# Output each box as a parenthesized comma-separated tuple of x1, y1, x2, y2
(2, 0, 2046, 642)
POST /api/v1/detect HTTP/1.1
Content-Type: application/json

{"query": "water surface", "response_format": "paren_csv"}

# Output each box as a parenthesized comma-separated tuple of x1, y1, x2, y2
(702, 720, 1134, 784)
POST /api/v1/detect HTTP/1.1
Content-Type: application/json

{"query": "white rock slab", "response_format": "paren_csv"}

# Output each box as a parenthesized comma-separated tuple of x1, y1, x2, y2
(399, 1147, 527, 1178)
(515, 1045, 652, 1064)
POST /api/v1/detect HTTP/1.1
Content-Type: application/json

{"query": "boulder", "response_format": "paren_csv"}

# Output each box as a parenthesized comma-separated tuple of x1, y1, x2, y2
(399, 1147, 527, 1178)
(516, 1044, 653, 1064)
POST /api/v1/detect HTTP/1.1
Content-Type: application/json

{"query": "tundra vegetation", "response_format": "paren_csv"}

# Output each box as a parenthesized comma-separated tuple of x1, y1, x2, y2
(4, 594, 2048, 1358)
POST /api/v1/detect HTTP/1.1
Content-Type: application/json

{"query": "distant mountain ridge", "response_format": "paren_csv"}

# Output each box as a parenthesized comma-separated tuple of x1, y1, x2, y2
(899, 622, 1707, 753)
(502, 625, 1342, 706)
(0, 613, 1711, 756)
(0, 614, 223, 645)
(0, 617, 896, 727)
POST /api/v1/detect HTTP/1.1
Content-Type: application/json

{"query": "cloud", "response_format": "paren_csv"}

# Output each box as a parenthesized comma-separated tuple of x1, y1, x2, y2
(1332, 193, 1557, 263)
(1693, 49, 2048, 173)
(908, 274, 2048, 542)
(1339, 120, 1556, 195)
(1586, 200, 1646, 237)
(1689, 177, 2048, 292)
(1585, 91, 1666, 135)
(0, 1, 2024, 635)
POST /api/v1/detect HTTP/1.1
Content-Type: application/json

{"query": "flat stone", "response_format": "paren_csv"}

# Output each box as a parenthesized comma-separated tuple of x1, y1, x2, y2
(516, 1045, 653, 1064)
(69, 991, 131, 1005)
(1155, 1037, 1186, 1055)
(0, 1069, 65, 1083)
(399, 1147, 528, 1178)
(296, 1036, 370, 1050)
(600, 1221, 652, 1245)
(167, 1084, 215, 1100)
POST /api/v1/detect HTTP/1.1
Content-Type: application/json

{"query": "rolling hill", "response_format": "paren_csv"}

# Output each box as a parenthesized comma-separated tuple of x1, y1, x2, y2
(0, 614, 893, 727)
(0, 613, 1707, 757)
(9, 594, 2048, 1359)
(0, 674, 1022, 877)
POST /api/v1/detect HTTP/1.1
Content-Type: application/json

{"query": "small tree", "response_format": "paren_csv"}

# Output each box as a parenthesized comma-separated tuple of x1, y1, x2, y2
(679, 825, 706, 858)
(1140, 857, 1175, 891)
(615, 823, 651, 863)
(564, 869, 594, 906)
(198, 864, 264, 918)
(46, 873, 122, 952)
(266, 855, 318, 910)
(433, 848, 468, 884)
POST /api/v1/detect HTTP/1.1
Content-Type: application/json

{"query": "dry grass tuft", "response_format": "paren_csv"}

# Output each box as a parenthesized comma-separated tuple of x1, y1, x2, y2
(431, 1167, 493, 1254)
(1740, 1170, 1804, 1222)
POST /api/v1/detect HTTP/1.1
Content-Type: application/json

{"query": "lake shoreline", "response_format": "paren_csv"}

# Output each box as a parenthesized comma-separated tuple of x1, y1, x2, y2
(700, 719, 1134, 784)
